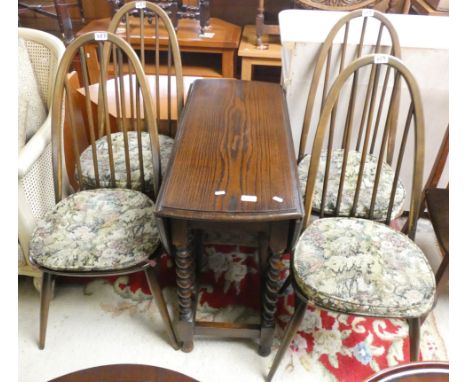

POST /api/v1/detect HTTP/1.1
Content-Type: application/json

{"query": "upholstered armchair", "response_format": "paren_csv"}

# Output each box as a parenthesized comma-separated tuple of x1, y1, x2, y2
(18, 28, 65, 288)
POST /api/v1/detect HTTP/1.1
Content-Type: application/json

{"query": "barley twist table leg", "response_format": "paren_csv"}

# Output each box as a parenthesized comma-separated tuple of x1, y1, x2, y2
(259, 249, 283, 356)
(175, 246, 194, 352)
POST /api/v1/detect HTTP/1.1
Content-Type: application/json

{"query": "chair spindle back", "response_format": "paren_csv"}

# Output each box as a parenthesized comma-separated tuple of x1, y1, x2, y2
(298, 10, 401, 163)
(108, 1, 184, 137)
(51, 31, 160, 202)
(303, 54, 425, 240)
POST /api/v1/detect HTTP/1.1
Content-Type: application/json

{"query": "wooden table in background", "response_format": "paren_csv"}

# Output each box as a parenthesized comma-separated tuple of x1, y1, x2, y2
(238, 25, 282, 81)
(155, 79, 303, 356)
(77, 74, 197, 121)
(402, 0, 449, 15)
(77, 17, 241, 78)
(75, 74, 198, 139)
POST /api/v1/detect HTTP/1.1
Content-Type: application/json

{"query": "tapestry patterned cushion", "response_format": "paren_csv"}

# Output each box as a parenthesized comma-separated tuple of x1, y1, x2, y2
(29, 189, 160, 271)
(77, 132, 174, 193)
(293, 217, 435, 318)
(297, 150, 406, 220)
(18, 37, 47, 145)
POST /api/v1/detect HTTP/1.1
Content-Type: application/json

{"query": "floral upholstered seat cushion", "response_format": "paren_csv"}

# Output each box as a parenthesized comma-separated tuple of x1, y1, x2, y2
(293, 218, 435, 318)
(29, 189, 160, 271)
(78, 132, 173, 193)
(298, 150, 405, 220)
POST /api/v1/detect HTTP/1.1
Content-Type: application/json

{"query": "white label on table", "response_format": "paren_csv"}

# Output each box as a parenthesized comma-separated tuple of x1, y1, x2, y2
(214, 190, 226, 196)
(374, 54, 389, 64)
(362, 9, 374, 17)
(272, 196, 284, 203)
(94, 32, 108, 41)
(241, 195, 257, 202)
(200, 32, 215, 39)
(136, 1, 146, 9)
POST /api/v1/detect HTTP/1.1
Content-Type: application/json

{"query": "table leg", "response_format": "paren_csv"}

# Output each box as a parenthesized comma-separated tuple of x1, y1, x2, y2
(259, 223, 289, 356)
(172, 220, 195, 352)
(241, 58, 253, 81)
(222, 50, 235, 78)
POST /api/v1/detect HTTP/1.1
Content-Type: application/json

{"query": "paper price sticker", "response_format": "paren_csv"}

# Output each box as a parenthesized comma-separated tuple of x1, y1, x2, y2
(200, 32, 215, 39)
(214, 190, 226, 196)
(374, 54, 389, 64)
(94, 32, 108, 41)
(272, 196, 284, 203)
(136, 1, 146, 9)
(241, 195, 257, 202)
(362, 9, 374, 17)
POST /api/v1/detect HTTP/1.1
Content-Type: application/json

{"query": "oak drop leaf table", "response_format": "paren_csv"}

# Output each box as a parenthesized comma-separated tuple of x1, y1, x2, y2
(155, 79, 303, 355)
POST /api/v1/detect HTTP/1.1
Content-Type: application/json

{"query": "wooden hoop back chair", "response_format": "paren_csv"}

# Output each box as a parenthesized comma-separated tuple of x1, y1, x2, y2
(298, 9, 401, 164)
(71, 2, 187, 197)
(107, 1, 185, 137)
(422, 127, 449, 294)
(401, 126, 448, 295)
(255, 0, 400, 49)
(294, 0, 385, 10)
(280, 10, 402, 296)
(297, 11, 402, 219)
(267, 55, 435, 381)
(29, 31, 179, 351)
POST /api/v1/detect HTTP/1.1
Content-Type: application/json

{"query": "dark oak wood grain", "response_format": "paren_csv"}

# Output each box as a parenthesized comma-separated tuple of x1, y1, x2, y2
(49, 364, 199, 382)
(364, 361, 449, 382)
(156, 79, 302, 222)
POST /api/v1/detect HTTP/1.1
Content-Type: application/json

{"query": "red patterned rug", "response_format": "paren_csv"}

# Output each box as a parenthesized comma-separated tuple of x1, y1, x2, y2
(100, 240, 447, 382)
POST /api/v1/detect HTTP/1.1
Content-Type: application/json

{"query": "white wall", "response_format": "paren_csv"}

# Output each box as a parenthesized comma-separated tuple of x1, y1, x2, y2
(279, 10, 449, 203)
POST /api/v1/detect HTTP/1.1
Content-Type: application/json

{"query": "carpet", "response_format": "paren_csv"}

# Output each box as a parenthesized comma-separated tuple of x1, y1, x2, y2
(94, 237, 448, 382)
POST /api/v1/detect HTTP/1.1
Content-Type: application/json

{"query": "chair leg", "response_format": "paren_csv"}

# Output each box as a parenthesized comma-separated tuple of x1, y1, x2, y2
(144, 268, 181, 350)
(266, 298, 307, 382)
(39, 272, 54, 350)
(278, 275, 291, 295)
(408, 317, 421, 361)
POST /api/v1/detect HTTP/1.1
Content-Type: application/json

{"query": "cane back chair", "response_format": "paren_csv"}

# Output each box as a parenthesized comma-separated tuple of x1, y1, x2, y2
(28, 31, 179, 350)
(297, 9, 403, 220)
(74, 2, 187, 198)
(18, 28, 65, 289)
(267, 54, 435, 381)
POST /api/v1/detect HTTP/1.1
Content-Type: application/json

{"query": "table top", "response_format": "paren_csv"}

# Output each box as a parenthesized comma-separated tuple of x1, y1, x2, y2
(77, 17, 241, 50)
(155, 79, 303, 222)
(364, 361, 449, 382)
(77, 74, 198, 120)
(238, 25, 282, 60)
(49, 364, 198, 382)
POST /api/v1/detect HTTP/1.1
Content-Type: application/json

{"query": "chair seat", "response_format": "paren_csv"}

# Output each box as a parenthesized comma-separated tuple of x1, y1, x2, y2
(298, 150, 405, 220)
(78, 132, 174, 193)
(29, 189, 160, 271)
(293, 218, 435, 318)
